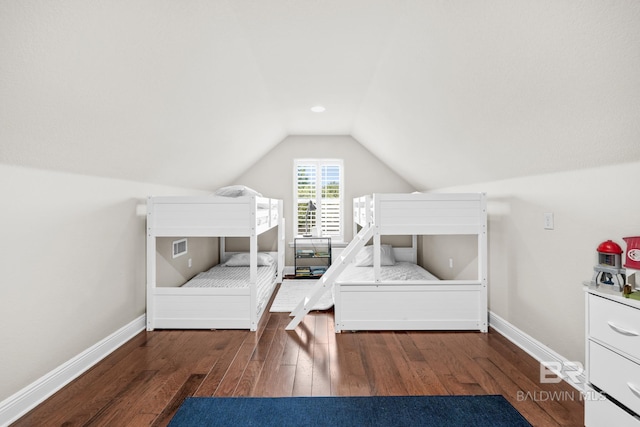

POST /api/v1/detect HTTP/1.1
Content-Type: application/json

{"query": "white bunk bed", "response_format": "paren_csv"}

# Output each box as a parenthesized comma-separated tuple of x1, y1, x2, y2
(146, 194, 284, 331)
(334, 192, 488, 333)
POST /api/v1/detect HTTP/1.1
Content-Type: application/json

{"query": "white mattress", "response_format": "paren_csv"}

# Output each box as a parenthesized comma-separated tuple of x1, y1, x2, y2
(336, 261, 439, 283)
(182, 263, 277, 313)
(182, 264, 275, 288)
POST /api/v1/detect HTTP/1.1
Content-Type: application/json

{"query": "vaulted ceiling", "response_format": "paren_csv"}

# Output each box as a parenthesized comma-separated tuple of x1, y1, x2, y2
(1, 0, 639, 190)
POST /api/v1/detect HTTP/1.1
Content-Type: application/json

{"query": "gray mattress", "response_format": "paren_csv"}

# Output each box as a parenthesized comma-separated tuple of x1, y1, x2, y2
(182, 263, 277, 314)
(336, 261, 438, 282)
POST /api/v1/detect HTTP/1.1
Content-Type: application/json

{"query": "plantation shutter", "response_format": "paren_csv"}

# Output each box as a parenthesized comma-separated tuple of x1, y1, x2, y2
(296, 163, 317, 236)
(295, 160, 343, 240)
(320, 164, 340, 236)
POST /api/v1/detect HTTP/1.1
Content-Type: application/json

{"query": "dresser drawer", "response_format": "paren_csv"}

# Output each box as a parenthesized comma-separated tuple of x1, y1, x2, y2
(589, 340, 640, 414)
(589, 294, 640, 358)
(585, 390, 640, 427)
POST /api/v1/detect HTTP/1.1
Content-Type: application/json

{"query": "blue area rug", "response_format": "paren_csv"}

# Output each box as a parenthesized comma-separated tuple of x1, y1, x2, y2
(169, 395, 531, 427)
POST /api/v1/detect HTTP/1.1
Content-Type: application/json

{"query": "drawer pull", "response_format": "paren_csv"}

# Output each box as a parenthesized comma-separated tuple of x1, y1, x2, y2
(607, 321, 639, 336)
(628, 382, 640, 398)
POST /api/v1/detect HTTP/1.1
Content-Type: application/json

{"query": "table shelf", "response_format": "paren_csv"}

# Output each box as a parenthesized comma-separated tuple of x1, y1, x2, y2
(294, 237, 331, 278)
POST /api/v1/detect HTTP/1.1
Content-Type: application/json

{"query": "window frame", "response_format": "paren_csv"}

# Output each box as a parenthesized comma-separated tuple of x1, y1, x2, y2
(293, 158, 344, 242)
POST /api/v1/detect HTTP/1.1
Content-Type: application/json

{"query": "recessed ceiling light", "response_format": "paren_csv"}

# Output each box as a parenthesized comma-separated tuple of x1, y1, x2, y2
(310, 105, 326, 113)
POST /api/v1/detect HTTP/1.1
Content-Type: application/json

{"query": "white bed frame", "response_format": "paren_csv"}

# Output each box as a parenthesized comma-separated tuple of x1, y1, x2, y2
(334, 192, 488, 333)
(146, 195, 284, 331)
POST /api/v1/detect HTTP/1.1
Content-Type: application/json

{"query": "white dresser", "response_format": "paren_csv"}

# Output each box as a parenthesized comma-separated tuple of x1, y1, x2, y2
(585, 287, 640, 426)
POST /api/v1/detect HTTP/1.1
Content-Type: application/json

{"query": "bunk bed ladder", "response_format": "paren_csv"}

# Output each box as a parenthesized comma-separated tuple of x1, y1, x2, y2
(285, 224, 375, 331)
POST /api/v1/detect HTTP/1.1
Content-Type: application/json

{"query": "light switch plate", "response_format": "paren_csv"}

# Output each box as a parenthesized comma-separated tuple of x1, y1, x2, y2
(544, 212, 554, 230)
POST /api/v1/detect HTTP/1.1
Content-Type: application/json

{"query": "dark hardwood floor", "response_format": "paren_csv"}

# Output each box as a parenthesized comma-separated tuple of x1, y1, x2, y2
(13, 289, 584, 426)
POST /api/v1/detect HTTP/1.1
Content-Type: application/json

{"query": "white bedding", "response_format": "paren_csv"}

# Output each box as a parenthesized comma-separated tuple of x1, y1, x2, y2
(182, 264, 276, 288)
(336, 261, 438, 282)
(182, 263, 277, 313)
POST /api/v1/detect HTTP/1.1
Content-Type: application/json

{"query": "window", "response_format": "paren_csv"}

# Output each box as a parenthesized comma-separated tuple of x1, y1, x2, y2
(294, 159, 343, 241)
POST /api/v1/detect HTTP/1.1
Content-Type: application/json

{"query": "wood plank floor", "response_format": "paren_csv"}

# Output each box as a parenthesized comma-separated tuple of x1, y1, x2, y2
(13, 295, 584, 426)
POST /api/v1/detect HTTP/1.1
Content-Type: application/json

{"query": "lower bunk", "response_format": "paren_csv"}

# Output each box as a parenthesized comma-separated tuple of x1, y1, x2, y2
(333, 252, 487, 333)
(148, 254, 278, 331)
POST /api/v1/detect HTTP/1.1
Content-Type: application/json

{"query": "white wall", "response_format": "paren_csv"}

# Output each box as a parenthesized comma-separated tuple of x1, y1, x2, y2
(436, 161, 640, 363)
(231, 135, 416, 264)
(0, 164, 207, 402)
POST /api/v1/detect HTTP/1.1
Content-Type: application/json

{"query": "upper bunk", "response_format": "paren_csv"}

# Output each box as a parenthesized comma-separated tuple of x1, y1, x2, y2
(147, 195, 282, 238)
(353, 192, 487, 236)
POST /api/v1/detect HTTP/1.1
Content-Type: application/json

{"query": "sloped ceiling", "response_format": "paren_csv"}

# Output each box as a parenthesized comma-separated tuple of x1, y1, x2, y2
(1, 0, 639, 191)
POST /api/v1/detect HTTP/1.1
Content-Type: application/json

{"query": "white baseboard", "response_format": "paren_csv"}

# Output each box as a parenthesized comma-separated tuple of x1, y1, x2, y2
(489, 311, 585, 391)
(0, 315, 146, 427)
